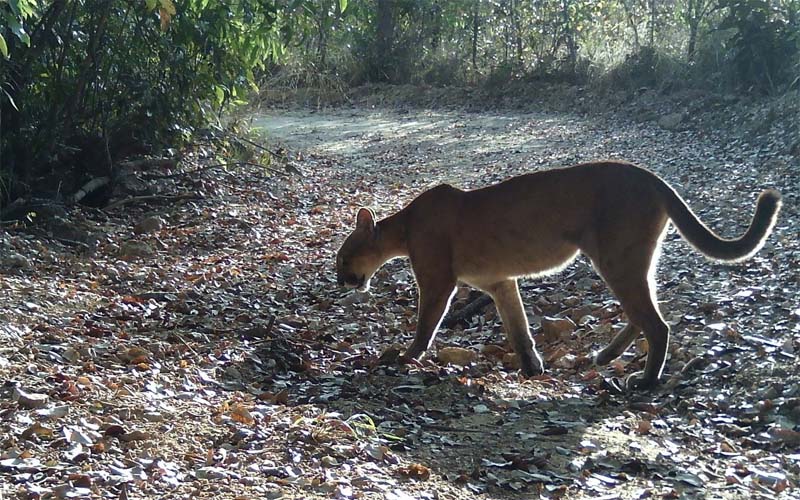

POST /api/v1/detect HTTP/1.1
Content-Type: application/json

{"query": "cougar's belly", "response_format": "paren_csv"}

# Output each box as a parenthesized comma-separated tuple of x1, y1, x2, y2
(453, 239, 580, 287)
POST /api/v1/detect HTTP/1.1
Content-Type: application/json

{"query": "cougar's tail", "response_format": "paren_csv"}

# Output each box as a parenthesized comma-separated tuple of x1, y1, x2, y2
(658, 181, 782, 262)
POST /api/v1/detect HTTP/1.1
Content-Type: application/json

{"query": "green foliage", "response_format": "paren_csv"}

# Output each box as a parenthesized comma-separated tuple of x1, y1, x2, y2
(0, 0, 307, 204)
(719, 0, 800, 91)
(0, 0, 35, 57)
(270, 0, 799, 94)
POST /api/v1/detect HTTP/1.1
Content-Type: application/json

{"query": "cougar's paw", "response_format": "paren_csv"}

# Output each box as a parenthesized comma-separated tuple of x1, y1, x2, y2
(397, 345, 427, 368)
(625, 371, 660, 391)
(520, 355, 545, 377)
(592, 349, 614, 367)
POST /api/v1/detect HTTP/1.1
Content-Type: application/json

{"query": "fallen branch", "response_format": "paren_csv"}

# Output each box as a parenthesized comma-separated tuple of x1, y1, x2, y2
(140, 161, 287, 180)
(219, 128, 284, 160)
(104, 192, 202, 211)
(442, 294, 494, 328)
(48, 236, 91, 249)
(119, 158, 177, 170)
(72, 176, 110, 203)
(27, 228, 92, 250)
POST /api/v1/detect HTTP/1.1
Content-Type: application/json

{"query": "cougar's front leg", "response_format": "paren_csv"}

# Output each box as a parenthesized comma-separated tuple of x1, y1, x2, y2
(486, 279, 544, 376)
(402, 265, 457, 361)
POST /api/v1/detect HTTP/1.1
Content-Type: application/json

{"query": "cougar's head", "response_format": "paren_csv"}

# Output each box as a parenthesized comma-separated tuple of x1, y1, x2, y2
(336, 208, 382, 291)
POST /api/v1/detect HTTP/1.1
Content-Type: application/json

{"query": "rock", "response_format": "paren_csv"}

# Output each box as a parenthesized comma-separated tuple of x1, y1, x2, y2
(133, 216, 164, 234)
(790, 140, 800, 158)
(541, 316, 576, 341)
(263, 487, 285, 500)
(658, 112, 684, 130)
(62, 348, 81, 363)
(13, 387, 49, 409)
(2, 252, 31, 269)
(119, 241, 155, 259)
(143, 411, 165, 423)
(46, 216, 92, 244)
(114, 173, 152, 197)
(195, 466, 229, 480)
(481, 344, 508, 358)
(341, 291, 369, 307)
(1, 198, 67, 223)
(551, 351, 577, 369)
(567, 305, 593, 323)
(437, 346, 477, 367)
(503, 352, 520, 370)
(321, 456, 339, 467)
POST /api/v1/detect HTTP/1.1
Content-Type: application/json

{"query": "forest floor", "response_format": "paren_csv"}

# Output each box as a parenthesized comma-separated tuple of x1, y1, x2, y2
(1, 102, 799, 499)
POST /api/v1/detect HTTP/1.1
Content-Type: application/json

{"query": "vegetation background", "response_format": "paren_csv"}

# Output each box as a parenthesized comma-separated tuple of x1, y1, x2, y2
(1, 0, 798, 209)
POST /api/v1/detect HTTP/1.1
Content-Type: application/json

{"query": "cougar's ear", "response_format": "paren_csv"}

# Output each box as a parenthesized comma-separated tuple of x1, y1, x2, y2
(355, 207, 376, 231)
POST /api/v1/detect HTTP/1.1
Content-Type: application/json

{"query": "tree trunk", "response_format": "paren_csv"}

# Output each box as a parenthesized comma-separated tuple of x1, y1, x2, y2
(649, 0, 657, 47)
(511, 0, 523, 65)
(375, 0, 395, 81)
(687, 20, 698, 61)
(317, 14, 328, 66)
(621, 0, 640, 51)
(561, 0, 577, 72)
(471, 2, 480, 74)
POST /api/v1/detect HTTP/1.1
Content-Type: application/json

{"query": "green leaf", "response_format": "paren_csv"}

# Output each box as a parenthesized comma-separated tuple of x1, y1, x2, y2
(0, 34, 7, 58)
(146, 0, 158, 11)
(1, 87, 19, 110)
(7, 0, 21, 17)
(339, 0, 347, 14)
(159, 0, 176, 15)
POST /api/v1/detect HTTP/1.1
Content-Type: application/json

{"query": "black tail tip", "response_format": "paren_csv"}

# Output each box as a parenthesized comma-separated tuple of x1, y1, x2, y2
(758, 189, 782, 210)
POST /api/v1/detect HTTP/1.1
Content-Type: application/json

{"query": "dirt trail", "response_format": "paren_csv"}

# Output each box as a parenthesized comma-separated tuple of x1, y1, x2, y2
(1, 105, 796, 500)
(251, 106, 798, 499)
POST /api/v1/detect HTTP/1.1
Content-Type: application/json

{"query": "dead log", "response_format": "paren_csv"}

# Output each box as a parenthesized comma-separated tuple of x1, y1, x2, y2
(118, 158, 177, 171)
(104, 192, 202, 211)
(72, 176, 110, 203)
(442, 294, 494, 328)
(139, 161, 287, 180)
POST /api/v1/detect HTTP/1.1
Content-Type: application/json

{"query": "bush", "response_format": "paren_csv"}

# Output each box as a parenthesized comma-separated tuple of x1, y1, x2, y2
(719, 0, 800, 92)
(603, 47, 688, 92)
(0, 0, 291, 205)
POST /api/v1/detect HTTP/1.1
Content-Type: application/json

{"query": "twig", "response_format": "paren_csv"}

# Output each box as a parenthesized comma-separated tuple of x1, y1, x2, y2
(219, 128, 284, 160)
(118, 158, 177, 170)
(174, 333, 198, 357)
(419, 423, 487, 434)
(48, 236, 91, 249)
(104, 192, 202, 211)
(27, 228, 92, 249)
(140, 161, 287, 180)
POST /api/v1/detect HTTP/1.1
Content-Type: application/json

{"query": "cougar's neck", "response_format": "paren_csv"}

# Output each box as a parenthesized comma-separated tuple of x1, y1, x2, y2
(376, 210, 409, 260)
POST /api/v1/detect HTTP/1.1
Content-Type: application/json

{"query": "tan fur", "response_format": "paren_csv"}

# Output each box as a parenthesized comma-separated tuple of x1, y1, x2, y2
(336, 161, 781, 389)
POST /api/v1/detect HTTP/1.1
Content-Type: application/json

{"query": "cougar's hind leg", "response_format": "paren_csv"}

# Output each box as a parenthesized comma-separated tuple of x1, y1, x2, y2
(593, 323, 642, 366)
(614, 282, 669, 389)
(587, 215, 670, 389)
